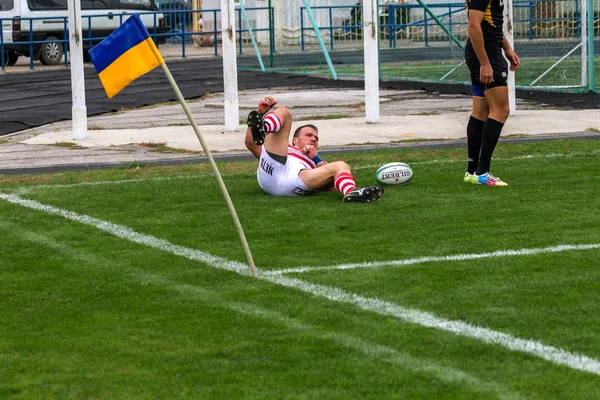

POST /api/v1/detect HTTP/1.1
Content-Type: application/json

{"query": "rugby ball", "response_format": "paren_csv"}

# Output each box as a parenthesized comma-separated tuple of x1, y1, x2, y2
(375, 162, 413, 185)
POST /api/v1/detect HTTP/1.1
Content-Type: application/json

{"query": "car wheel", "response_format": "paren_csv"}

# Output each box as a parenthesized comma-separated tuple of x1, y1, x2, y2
(39, 36, 64, 65)
(7, 51, 19, 66)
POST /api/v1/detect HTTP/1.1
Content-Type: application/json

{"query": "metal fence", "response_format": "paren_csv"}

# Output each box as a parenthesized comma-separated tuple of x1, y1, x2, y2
(2, 1, 598, 92)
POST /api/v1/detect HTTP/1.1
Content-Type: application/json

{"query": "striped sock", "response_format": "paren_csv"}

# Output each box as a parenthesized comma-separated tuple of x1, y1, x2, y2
(263, 112, 282, 133)
(334, 172, 356, 195)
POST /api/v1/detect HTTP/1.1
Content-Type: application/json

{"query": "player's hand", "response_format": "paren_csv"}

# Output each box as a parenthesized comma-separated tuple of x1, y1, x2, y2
(302, 145, 317, 159)
(479, 64, 494, 85)
(258, 96, 277, 114)
(506, 50, 520, 71)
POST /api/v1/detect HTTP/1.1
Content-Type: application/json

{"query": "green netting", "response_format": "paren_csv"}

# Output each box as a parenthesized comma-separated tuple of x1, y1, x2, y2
(235, 0, 598, 93)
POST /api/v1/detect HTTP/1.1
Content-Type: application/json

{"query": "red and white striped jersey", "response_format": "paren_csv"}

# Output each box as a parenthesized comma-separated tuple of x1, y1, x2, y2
(286, 145, 326, 172)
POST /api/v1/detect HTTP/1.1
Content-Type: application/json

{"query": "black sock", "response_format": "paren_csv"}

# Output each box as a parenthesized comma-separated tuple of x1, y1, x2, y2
(476, 118, 504, 175)
(466, 116, 485, 174)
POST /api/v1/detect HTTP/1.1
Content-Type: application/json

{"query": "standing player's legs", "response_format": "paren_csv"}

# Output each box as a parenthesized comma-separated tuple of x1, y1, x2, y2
(476, 85, 510, 177)
(473, 47, 510, 186)
(464, 43, 488, 182)
(466, 96, 489, 179)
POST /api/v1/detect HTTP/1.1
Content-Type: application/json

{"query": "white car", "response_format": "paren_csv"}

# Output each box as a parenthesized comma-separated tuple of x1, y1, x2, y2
(1, 0, 167, 65)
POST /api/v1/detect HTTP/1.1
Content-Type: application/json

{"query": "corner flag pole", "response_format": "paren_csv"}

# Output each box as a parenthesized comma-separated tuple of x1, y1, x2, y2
(88, 16, 257, 277)
(160, 64, 257, 277)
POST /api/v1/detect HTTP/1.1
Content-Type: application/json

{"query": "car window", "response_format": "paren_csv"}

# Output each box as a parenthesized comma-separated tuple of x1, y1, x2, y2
(93, 0, 110, 9)
(119, 0, 154, 11)
(156, 0, 189, 10)
(0, 0, 13, 11)
(81, 0, 94, 10)
(28, 0, 68, 10)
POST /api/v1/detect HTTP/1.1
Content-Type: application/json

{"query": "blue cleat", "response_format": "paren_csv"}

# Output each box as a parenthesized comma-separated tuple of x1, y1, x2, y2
(475, 172, 508, 187)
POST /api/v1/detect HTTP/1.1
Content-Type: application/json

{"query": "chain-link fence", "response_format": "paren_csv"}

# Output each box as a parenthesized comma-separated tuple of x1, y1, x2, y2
(232, 0, 598, 93)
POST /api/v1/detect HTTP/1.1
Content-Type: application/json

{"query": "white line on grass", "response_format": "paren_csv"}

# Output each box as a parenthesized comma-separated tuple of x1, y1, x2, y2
(3, 223, 518, 400)
(228, 302, 524, 400)
(264, 244, 600, 276)
(10, 173, 248, 195)
(353, 148, 600, 171)
(2, 192, 600, 377)
(263, 274, 600, 376)
(0, 193, 252, 276)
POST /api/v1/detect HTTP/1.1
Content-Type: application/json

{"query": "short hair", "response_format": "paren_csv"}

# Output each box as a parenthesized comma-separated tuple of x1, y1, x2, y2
(293, 124, 319, 138)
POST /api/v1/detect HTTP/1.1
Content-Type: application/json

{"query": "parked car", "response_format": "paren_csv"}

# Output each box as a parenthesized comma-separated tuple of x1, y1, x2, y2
(0, 0, 167, 66)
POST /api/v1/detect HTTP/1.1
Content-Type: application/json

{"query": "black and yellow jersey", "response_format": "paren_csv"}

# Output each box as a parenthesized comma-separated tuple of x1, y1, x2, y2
(466, 0, 504, 48)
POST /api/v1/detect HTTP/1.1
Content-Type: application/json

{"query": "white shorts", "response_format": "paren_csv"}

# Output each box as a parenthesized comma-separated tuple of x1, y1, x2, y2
(257, 148, 317, 196)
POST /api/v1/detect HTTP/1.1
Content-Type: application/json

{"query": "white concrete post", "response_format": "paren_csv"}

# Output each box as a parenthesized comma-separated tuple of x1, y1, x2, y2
(221, 0, 240, 131)
(503, 0, 516, 114)
(363, 0, 380, 123)
(68, 0, 88, 140)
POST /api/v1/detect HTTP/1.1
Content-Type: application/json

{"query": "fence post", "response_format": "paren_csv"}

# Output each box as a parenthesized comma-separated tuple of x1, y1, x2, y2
(268, 0, 274, 67)
(587, 0, 595, 92)
(213, 10, 218, 56)
(424, 8, 429, 47)
(329, 7, 334, 51)
(300, 8, 305, 51)
(528, 1, 533, 39)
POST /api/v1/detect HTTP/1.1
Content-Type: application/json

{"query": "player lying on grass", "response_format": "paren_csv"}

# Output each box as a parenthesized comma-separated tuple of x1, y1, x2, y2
(244, 95, 384, 203)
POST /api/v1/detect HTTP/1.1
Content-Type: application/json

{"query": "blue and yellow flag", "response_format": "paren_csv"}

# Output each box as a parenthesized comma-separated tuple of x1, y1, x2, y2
(89, 14, 164, 99)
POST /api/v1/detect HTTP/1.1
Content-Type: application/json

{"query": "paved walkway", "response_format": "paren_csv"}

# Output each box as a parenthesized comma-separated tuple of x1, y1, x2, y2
(1, 88, 599, 174)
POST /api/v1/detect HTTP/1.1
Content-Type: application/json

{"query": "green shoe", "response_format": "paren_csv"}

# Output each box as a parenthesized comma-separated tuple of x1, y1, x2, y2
(464, 172, 477, 184)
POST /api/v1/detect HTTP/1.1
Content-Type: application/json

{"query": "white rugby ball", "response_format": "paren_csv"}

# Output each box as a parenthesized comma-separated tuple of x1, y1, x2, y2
(375, 162, 413, 185)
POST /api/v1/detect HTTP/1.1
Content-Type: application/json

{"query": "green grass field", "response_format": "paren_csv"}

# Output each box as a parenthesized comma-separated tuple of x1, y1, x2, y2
(1, 138, 600, 398)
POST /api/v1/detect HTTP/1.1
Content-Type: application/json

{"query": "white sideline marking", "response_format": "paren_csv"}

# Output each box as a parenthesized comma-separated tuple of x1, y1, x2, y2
(353, 148, 600, 171)
(0, 193, 252, 276)
(228, 303, 523, 399)
(263, 275, 600, 376)
(2, 192, 600, 377)
(8, 148, 600, 195)
(11, 173, 246, 195)
(264, 244, 600, 276)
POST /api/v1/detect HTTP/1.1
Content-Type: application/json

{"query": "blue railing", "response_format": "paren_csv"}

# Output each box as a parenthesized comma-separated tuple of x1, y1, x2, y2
(512, 0, 583, 39)
(1, 11, 164, 69)
(3, 2, 598, 69)
(1, 6, 272, 69)
(383, 3, 466, 48)
(155, 7, 271, 57)
(1, 15, 71, 69)
(300, 3, 467, 51)
(300, 2, 598, 51)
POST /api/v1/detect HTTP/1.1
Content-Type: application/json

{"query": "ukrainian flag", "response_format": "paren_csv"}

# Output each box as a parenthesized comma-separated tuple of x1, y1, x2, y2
(89, 14, 164, 99)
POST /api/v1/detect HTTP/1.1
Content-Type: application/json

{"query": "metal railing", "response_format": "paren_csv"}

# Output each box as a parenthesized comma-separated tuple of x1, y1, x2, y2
(1, 11, 164, 69)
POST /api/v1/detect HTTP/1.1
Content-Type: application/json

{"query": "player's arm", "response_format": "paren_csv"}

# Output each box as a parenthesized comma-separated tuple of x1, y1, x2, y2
(302, 145, 327, 167)
(314, 155, 327, 167)
(245, 128, 262, 159)
(467, 9, 493, 85)
(502, 36, 521, 71)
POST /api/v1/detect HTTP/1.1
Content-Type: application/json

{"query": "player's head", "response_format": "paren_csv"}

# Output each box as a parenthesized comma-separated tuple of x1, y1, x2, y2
(292, 124, 319, 149)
